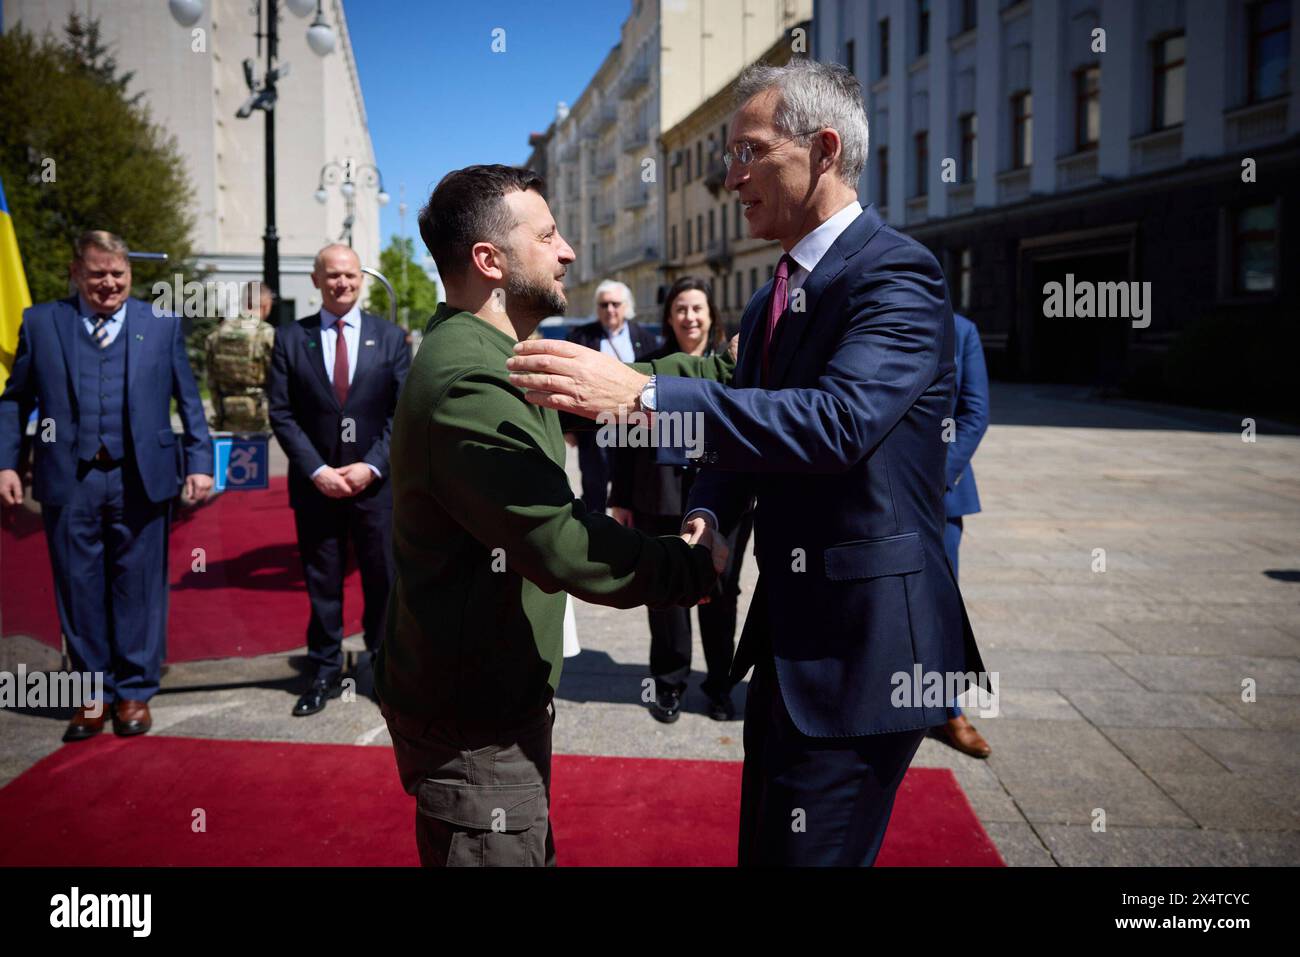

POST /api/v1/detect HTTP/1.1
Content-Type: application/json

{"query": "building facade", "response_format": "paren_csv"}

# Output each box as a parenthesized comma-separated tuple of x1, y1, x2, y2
(814, 0, 1298, 405)
(2, 0, 381, 320)
(541, 0, 812, 323)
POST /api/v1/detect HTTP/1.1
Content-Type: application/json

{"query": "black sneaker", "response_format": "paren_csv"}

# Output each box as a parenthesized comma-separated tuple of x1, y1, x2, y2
(650, 689, 682, 723)
(706, 690, 736, 722)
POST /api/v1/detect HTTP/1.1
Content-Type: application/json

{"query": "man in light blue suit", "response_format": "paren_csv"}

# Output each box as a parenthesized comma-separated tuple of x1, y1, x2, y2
(508, 61, 989, 865)
(0, 231, 213, 741)
(938, 313, 992, 758)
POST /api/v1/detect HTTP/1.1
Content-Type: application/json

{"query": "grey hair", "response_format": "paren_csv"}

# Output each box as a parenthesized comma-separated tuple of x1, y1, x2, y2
(733, 59, 869, 187)
(593, 279, 636, 319)
(74, 230, 129, 261)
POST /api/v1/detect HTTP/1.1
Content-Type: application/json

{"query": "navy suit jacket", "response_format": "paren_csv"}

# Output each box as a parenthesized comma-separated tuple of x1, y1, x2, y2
(567, 318, 659, 360)
(655, 205, 986, 737)
(944, 314, 989, 518)
(267, 310, 410, 513)
(0, 295, 212, 505)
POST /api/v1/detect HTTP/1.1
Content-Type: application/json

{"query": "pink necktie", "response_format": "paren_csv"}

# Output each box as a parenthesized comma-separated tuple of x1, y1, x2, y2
(762, 255, 792, 386)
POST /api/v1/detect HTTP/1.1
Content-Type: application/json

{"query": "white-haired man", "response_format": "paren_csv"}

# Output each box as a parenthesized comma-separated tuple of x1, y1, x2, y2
(563, 280, 657, 514)
(508, 59, 989, 866)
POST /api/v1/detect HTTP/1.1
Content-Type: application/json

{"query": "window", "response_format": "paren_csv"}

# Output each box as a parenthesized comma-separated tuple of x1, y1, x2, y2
(959, 114, 977, 182)
(734, 198, 742, 238)
(844, 39, 855, 74)
(917, 0, 930, 57)
(696, 141, 703, 180)
(1074, 65, 1101, 150)
(1152, 34, 1186, 129)
(1233, 204, 1278, 294)
(914, 131, 929, 197)
(1011, 91, 1033, 168)
(750, 268, 758, 296)
(735, 271, 743, 305)
(957, 248, 972, 312)
(686, 219, 693, 255)
(671, 224, 678, 260)
(685, 149, 692, 183)
(879, 18, 891, 77)
(708, 209, 716, 244)
(721, 204, 728, 244)
(960, 0, 977, 33)
(1248, 0, 1290, 103)
(722, 275, 729, 310)
(766, 264, 774, 281)
(877, 145, 889, 204)
(696, 214, 704, 254)
(670, 159, 677, 192)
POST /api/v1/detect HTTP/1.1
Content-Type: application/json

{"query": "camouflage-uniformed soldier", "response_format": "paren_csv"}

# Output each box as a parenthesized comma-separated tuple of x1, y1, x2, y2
(205, 283, 277, 432)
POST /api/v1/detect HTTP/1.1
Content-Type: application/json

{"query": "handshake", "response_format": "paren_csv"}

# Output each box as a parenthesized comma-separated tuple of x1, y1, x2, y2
(613, 507, 729, 585)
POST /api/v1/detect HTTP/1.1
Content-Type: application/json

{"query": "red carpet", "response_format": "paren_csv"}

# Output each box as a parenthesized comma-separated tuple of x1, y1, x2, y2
(0, 477, 363, 661)
(0, 736, 1003, 866)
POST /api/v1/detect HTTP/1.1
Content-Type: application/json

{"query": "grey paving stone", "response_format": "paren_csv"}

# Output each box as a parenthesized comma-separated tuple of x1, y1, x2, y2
(976, 620, 1137, 655)
(1212, 691, 1300, 730)
(1190, 729, 1300, 772)
(1097, 622, 1300, 658)
(1146, 769, 1300, 831)
(1099, 728, 1232, 775)
(977, 649, 1147, 692)
(981, 823, 1058, 866)
(1106, 654, 1300, 696)
(1037, 824, 1300, 866)
(1062, 690, 1250, 729)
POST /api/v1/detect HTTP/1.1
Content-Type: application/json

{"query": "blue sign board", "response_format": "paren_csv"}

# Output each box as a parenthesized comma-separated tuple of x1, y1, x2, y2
(213, 434, 270, 492)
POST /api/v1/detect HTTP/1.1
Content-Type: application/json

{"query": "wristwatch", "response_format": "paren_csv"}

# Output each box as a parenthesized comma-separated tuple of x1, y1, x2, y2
(639, 374, 657, 412)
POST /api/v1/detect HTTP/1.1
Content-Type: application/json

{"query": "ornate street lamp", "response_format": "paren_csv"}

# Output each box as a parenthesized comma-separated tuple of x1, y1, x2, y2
(314, 157, 389, 248)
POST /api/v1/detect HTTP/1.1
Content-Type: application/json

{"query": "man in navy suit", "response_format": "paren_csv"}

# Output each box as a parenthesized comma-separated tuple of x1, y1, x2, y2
(0, 231, 213, 741)
(268, 244, 410, 717)
(507, 60, 988, 865)
(564, 281, 658, 514)
(937, 313, 993, 759)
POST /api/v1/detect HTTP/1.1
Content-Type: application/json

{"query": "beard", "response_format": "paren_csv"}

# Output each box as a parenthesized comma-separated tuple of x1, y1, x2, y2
(505, 267, 567, 321)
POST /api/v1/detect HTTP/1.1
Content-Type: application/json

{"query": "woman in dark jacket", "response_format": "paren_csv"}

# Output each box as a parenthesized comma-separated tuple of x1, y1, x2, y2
(609, 276, 754, 723)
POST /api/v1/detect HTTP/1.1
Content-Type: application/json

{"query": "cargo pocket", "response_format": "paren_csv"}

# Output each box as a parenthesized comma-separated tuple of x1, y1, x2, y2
(416, 779, 546, 867)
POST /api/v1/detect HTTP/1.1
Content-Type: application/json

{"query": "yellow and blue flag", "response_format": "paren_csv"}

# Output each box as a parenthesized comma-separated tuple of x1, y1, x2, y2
(0, 175, 32, 392)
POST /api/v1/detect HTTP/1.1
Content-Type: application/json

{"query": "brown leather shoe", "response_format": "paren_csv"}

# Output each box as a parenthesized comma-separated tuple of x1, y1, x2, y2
(63, 703, 108, 742)
(112, 699, 152, 737)
(942, 714, 991, 758)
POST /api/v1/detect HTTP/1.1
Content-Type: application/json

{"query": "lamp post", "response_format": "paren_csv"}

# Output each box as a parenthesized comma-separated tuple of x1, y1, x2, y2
(314, 157, 389, 248)
(169, 0, 335, 323)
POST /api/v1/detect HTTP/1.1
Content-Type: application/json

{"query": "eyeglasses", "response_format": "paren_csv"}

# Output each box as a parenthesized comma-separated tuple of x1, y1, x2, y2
(598, 301, 624, 309)
(722, 129, 824, 170)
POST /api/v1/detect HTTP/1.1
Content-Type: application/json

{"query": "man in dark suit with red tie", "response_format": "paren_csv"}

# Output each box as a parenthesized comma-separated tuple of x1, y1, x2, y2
(268, 244, 410, 716)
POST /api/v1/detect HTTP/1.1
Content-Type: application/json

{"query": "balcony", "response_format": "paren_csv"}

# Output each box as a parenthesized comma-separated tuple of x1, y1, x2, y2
(618, 59, 650, 99)
(1130, 126, 1183, 174)
(558, 139, 579, 163)
(705, 237, 732, 273)
(596, 100, 618, 132)
(997, 167, 1031, 204)
(591, 202, 615, 228)
(905, 195, 928, 225)
(948, 183, 975, 217)
(1056, 149, 1099, 190)
(608, 239, 659, 271)
(595, 154, 617, 179)
(621, 181, 650, 209)
(621, 124, 649, 153)
(702, 154, 728, 195)
(1225, 96, 1290, 149)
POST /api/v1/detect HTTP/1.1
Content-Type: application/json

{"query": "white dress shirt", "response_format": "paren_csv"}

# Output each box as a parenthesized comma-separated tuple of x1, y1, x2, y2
(311, 303, 380, 481)
(686, 200, 864, 532)
(320, 303, 362, 387)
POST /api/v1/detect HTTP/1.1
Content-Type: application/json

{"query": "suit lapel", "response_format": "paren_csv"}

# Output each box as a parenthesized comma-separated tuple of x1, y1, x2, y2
(125, 298, 149, 392)
(301, 313, 339, 410)
(768, 206, 887, 388)
(735, 291, 768, 387)
(346, 312, 377, 406)
(52, 297, 81, 399)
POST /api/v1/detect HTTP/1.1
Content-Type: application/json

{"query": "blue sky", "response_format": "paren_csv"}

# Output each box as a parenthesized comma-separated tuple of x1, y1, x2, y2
(347, 0, 631, 255)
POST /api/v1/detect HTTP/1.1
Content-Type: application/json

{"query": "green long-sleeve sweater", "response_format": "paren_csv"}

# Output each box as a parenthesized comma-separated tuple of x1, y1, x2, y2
(375, 305, 725, 725)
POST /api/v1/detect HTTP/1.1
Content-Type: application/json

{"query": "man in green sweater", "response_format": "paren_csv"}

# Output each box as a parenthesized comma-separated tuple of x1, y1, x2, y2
(376, 165, 727, 867)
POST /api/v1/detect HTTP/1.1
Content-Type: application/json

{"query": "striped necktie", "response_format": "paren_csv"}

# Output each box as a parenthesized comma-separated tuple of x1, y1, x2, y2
(91, 314, 111, 349)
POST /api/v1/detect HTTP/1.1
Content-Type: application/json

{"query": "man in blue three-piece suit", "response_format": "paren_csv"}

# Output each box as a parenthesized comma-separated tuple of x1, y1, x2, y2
(936, 313, 993, 759)
(506, 61, 988, 865)
(0, 231, 214, 742)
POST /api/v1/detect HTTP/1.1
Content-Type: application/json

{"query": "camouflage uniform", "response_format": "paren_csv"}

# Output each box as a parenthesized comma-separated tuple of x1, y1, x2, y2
(205, 317, 277, 432)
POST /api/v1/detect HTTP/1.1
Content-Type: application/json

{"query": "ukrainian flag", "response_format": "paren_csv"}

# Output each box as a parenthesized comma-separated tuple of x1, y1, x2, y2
(0, 175, 32, 392)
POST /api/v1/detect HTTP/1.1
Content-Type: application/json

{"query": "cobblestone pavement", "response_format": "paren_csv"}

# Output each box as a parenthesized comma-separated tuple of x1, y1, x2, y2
(3, 383, 1298, 865)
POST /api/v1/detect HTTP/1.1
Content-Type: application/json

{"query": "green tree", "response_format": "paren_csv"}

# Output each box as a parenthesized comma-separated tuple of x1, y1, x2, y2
(0, 15, 195, 305)
(365, 235, 441, 330)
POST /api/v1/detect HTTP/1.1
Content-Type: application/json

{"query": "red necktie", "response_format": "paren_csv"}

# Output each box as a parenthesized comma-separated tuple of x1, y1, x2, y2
(333, 318, 350, 406)
(762, 255, 793, 386)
